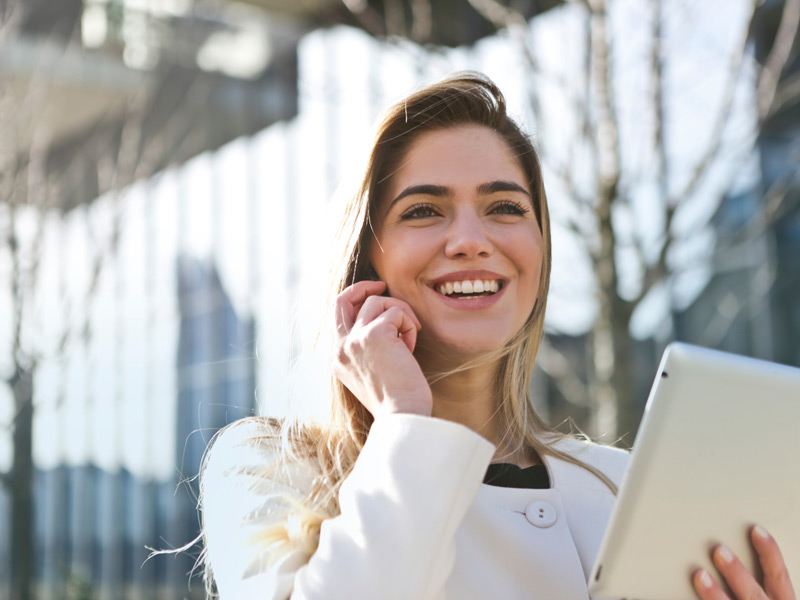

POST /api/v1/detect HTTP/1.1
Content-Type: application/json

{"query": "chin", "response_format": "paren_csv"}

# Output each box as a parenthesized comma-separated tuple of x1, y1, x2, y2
(415, 329, 513, 366)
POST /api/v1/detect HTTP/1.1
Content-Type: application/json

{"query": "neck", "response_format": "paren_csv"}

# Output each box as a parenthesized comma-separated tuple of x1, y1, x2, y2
(415, 345, 539, 467)
(428, 362, 502, 445)
(419, 350, 537, 468)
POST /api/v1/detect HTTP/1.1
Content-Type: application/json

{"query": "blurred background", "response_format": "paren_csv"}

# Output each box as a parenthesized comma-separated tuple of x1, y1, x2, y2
(0, 0, 798, 598)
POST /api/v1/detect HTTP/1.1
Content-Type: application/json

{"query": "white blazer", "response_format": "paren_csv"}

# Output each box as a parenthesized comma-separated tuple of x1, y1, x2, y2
(203, 414, 630, 600)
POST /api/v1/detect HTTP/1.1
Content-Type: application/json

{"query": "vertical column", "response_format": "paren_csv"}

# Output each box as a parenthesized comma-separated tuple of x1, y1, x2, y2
(98, 190, 126, 600)
(246, 133, 261, 420)
(167, 158, 191, 600)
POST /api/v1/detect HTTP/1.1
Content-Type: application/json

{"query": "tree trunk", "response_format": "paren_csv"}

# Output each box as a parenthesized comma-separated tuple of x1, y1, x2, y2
(10, 367, 35, 600)
(591, 284, 636, 444)
(586, 0, 640, 445)
(590, 188, 637, 444)
(611, 317, 638, 445)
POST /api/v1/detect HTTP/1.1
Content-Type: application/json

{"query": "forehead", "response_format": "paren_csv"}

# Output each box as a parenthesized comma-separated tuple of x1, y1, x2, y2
(382, 124, 530, 202)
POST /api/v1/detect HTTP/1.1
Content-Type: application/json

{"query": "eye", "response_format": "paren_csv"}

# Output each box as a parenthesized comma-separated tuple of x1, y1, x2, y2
(399, 203, 439, 220)
(491, 200, 530, 216)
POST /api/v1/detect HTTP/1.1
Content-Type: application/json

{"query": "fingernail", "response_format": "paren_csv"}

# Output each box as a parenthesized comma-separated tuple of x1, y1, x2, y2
(717, 545, 734, 564)
(754, 524, 770, 541)
(698, 569, 713, 589)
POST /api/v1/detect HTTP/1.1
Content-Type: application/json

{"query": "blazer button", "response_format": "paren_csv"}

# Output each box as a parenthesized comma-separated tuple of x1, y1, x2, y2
(525, 501, 557, 528)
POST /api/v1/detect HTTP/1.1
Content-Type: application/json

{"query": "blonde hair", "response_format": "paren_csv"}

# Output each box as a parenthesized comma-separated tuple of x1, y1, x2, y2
(199, 72, 616, 593)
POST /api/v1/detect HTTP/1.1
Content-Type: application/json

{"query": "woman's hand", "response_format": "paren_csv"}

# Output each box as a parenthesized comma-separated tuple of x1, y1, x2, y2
(692, 525, 795, 600)
(333, 280, 433, 419)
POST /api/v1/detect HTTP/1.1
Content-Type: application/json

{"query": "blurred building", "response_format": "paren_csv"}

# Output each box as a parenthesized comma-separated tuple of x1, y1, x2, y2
(1, 0, 301, 597)
(12, 256, 254, 598)
(170, 255, 257, 592)
(4, 0, 300, 211)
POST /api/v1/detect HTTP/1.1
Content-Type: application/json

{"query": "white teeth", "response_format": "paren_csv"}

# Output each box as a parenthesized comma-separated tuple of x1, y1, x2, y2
(436, 279, 502, 296)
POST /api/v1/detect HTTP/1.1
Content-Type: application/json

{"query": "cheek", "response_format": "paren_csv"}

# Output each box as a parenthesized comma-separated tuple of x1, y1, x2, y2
(369, 250, 414, 303)
(371, 231, 431, 284)
(510, 228, 544, 272)
(510, 233, 544, 301)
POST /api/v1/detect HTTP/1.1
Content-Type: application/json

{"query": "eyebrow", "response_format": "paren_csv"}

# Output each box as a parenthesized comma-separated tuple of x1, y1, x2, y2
(388, 180, 530, 210)
(478, 181, 530, 197)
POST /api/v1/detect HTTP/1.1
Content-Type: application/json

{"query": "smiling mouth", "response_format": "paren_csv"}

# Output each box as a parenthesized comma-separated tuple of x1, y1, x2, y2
(435, 279, 504, 299)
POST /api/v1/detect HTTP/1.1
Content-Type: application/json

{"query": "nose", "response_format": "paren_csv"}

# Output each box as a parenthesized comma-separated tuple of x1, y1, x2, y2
(444, 209, 493, 258)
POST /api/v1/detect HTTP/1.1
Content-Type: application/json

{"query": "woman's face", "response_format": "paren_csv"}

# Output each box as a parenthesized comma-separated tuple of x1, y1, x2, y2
(369, 124, 544, 361)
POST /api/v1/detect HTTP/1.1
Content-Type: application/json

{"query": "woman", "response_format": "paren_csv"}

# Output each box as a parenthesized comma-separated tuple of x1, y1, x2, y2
(200, 73, 794, 599)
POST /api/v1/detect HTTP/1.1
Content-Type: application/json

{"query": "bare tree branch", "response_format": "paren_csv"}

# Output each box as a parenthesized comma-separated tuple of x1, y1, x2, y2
(540, 8, 595, 226)
(697, 263, 776, 349)
(585, 0, 622, 306)
(409, 0, 432, 43)
(1, 16, 82, 381)
(623, 0, 670, 306)
(8, 201, 24, 367)
(339, 0, 388, 38)
(0, 0, 24, 47)
(641, 128, 800, 307)
(741, 139, 800, 239)
(466, 0, 532, 47)
(538, 338, 591, 408)
(468, 0, 593, 140)
(465, 0, 543, 79)
(677, 0, 758, 203)
(586, 0, 621, 195)
(383, 0, 408, 38)
(651, 0, 668, 208)
(545, 166, 598, 243)
(771, 68, 800, 113)
(757, 0, 800, 121)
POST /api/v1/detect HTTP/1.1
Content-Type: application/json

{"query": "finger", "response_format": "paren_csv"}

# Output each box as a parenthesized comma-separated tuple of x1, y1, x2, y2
(692, 568, 729, 600)
(355, 295, 421, 332)
(355, 304, 417, 352)
(365, 305, 419, 353)
(334, 280, 388, 333)
(751, 525, 796, 600)
(711, 544, 768, 600)
(393, 309, 419, 353)
(358, 302, 419, 353)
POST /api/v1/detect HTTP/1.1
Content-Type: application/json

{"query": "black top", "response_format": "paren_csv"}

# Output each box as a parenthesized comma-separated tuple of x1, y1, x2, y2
(483, 463, 550, 489)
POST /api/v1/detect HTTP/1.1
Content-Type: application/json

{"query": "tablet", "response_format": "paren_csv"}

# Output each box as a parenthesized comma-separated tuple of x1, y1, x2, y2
(588, 342, 800, 600)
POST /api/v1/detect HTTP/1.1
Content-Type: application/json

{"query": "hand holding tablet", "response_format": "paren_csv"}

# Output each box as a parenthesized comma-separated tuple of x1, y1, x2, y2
(692, 525, 795, 600)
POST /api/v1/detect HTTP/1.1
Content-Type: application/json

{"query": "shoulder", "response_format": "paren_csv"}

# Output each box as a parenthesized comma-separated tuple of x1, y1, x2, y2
(203, 417, 318, 503)
(205, 416, 282, 459)
(201, 418, 321, 593)
(547, 436, 630, 489)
